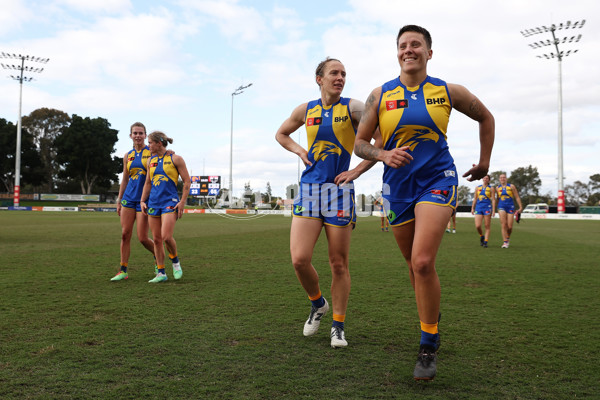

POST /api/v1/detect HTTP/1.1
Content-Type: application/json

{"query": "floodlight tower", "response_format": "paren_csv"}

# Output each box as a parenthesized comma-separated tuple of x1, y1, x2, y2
(521, 20, 585, 213)
(1, 52, 49, 207)
(229, 83, 252, 205)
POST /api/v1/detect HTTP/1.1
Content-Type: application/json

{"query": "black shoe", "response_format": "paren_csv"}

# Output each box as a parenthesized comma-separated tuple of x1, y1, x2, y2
(480, 236, 485, 246)
(413, 345, 437, 380)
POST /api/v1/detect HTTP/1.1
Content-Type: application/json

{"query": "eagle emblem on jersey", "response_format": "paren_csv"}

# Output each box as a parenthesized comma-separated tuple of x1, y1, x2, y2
(310, 140, 342, 161)
(391, 125, 439, 151)
(152, 175, 169, 186)
(129, 167, 146, 181)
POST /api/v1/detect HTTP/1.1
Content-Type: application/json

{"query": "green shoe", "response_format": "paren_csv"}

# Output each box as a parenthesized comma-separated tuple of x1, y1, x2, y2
(148, 273, 168, 283)
(154, 264, 158, 275)
(110, 271, 128, 281)
(173, 263, 182, 280)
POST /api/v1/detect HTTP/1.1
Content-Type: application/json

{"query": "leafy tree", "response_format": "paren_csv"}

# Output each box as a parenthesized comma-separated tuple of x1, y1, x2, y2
(0, 118, 45, 192)
(54, 115, 121, 194)
(564, 180, 588, 206)
(589, 174, 600, 194)
(456, 185, 471, 205)
(509, 165, 542, 204)
(22, 108, 71, 192)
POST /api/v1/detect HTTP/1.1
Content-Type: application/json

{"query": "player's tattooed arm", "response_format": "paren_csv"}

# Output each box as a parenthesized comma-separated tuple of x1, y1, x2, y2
(354, 89, 383, 161)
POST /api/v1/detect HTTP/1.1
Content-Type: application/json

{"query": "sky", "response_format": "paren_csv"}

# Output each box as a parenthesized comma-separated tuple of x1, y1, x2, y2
(1, 0, 599, 199)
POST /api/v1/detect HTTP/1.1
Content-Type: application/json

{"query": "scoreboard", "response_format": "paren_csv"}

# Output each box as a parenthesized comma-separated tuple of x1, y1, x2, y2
(190, 176, 221, 196)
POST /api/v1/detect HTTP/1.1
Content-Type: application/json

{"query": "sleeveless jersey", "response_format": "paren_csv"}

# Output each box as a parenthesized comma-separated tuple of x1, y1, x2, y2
(378, 76, 457, 202)
(122, 146, 152, 202)
(475, 184, 493, 207)
(301, 97, 356, 184)
(497, 184, 515, 207)
(148, 154, 180, 208)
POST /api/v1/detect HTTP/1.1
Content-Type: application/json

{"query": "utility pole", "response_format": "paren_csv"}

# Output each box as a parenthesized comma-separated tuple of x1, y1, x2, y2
(1, 52, 50, 207)
(521, 20, 585, 213)
(229, 83, 252, 205)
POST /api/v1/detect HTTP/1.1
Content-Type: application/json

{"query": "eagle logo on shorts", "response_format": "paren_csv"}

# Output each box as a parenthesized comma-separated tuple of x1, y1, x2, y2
(129, 167, 146, 181)
(152, 175, 170, 186)
(391, 125, 440, 151)
(311, 140, 342, 161)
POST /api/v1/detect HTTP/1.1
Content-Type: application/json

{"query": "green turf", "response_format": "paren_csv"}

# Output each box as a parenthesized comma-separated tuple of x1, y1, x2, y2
(0, 212, 598, 399)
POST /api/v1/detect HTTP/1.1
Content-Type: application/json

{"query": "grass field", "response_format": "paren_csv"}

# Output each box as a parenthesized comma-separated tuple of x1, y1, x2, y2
(1, 211, 599, 399)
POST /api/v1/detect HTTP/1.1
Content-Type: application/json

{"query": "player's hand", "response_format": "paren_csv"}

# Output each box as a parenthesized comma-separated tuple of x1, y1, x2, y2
(381, 146, 413, 168)
(334, 169, 359, 186)
(141, 201, 148, 216)
(463, 163, 489, 182)
(177, 202, 184, 219)
(116, 202, 122, 216)
(299, 150, 312, 167)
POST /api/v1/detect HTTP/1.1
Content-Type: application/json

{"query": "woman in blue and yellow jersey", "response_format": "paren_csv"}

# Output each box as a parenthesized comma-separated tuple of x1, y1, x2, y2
(496, 173, 522, 248)
(141, 131, 190, 283)
(111, 122, 156, 282)
(275, 58, 380, 349)
(354, 25, 495, 380)
(470, 174, 496, 248)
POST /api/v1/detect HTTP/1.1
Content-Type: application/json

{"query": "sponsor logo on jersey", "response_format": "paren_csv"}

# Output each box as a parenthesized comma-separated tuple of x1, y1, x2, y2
(391, 125, 439, 151)
(426, 97, 446, 105)
(128, 156, 135, 162)
(307, 117, 322, 126)
(430, 189, 449, 197)
(411, 93, 417, 100)
(334, 116, 349, 123)
(387, 210, 396, 222)
(337, 209, 350, 218)
(294, 205, 306, 214)
(386, 99, 408, 110)
(150, 162, 159, 168)
(120, 199, 128, 206)
(310, 140, 342, 161)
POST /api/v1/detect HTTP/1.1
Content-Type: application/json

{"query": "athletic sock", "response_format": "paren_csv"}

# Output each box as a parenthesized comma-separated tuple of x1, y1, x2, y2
(420, 321, 439, 348)
(332, 314, 345, 330)
(157, 265, 165, 274)
(308, 291, 325, 308)
(169, 254, 179, 264)
(120, 263, 128, 273)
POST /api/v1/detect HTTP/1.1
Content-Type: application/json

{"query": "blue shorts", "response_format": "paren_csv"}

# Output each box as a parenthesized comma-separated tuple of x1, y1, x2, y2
(497, 200, 514, 214)
(147, 200, 178, 217)
(385, 185, 457, 226)
(121, 199, 142, 212)
(293, 182, 356, 227)
(474, 203, 492, 215)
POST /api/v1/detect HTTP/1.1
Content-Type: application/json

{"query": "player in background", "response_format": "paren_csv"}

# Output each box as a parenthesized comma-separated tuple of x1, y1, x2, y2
(111, 122, 156, 281)
(375, 195, 389, 232)
(275, 57, 381, 348)
(470, 174, 495, 247)
(445, 210, 456, 234)
(496, 173, 522, 248)
(354, 25, 495, 380)
(141, 131, 190, 283)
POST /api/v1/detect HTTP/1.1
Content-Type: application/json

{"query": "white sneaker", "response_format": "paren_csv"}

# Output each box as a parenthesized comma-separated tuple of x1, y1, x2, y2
(330, 326, 348, 348)
(452, 229, 456, 234)
(502, 241, 509, 248)
(303, 298, 329, 336)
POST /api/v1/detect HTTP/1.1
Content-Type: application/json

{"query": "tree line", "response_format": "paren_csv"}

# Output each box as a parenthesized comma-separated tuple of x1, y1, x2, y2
(0, 108, 121, 195)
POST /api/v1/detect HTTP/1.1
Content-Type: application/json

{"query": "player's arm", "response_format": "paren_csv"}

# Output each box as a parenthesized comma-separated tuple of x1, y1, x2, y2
(512, 184, 523, 214)
(174, 155, 191, 219)
(140, 158, 152, 215)
(355, 87, 413, 168)
(116, 152, 129, 216)
(471, 188, 478, 215)
(449, 83, 495, 182)
(334, 99, 382, 185)
(275, 103, 311, 167)
(491, 186, 497, 217)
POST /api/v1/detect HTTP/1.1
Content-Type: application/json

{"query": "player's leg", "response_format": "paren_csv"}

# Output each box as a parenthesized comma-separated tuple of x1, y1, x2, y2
(474, 213, 484, 245)
(504, 212, 515, 248)
(324, 223, 353, 347)
(112, 206, 136, 281)
(483, 214, 492, 247)
(498, 210, 509, 246)
(290, 217, 328, 336)
(135, 211, 155, 254)
(161, 212, 182, 279)
(148, 214, 167, 283)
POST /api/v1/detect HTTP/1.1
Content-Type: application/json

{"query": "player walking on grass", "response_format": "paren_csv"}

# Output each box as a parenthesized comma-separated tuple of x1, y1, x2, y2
(354, 25, 495, 380)
(275, 57, 380, 348)
(141, 131, 190, 283)
(111, 122, 156, 282)
(496, 173, 522, 248)
(471, 174, 495, 248)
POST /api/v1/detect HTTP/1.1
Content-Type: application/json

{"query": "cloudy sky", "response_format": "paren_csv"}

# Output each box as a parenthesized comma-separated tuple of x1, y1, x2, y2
(1, 0, 598, 198)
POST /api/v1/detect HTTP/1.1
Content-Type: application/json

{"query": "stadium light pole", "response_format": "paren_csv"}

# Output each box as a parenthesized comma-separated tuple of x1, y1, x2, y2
(229, 83, 252, 205)
(521, 20, 585, 213)
(1, 52, 49, 207)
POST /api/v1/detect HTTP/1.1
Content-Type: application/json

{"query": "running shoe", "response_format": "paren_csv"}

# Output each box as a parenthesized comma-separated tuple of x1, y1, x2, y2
(303, 298, 329, 336)
(483, 242, 488, 248)
(330, 326, 348, 348)
(502, 241, 509, 249)
(148, 273, 168, 283)
(413, 345, 437, 381)
(452, 229, 456, 234)
(173, 263, 183, 280)
(480, 236, 485, 246)
(110, 271, 128, 281)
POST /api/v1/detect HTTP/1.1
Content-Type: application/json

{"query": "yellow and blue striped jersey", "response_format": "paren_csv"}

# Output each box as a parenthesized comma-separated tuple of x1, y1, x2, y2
(497, 184, 514, 202)
(476, 185, 493, 206)
(302, 97, 356, 184)
(122, 146, 152, 202)
(148, 154, 180, 207)
(378, 76, 457, 202)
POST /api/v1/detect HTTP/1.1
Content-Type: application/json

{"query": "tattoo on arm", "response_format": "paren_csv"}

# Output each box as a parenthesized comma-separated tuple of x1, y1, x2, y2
(469, 99, 481, 118)
(355, 141, 381, 161)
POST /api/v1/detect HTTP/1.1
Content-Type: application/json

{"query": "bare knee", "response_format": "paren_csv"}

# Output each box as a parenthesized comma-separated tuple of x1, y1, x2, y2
(329, 256, 349, 277)
(121, 229, 133, 242)
(411, 254, 436, 278)
(291, 253, 312, 272)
